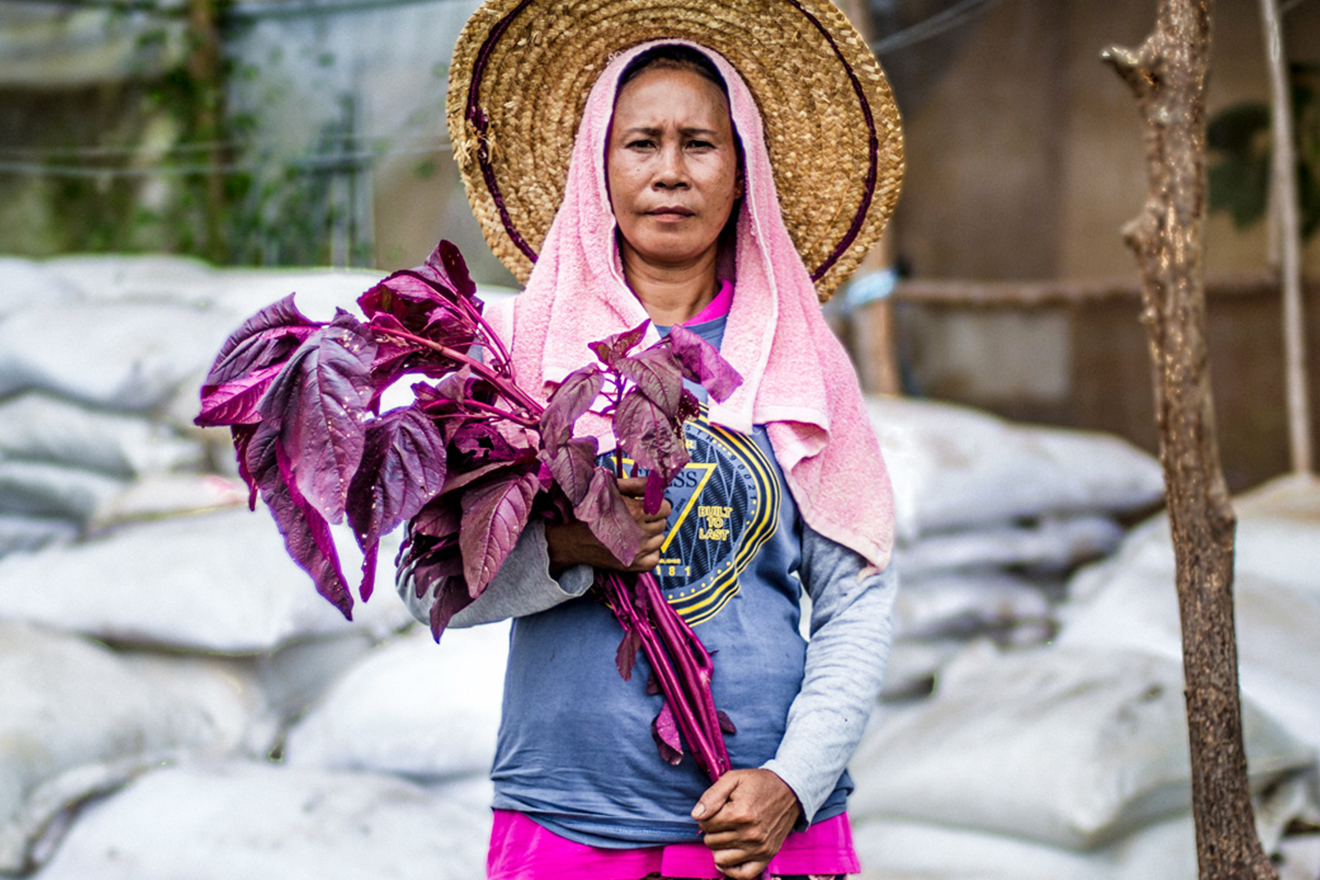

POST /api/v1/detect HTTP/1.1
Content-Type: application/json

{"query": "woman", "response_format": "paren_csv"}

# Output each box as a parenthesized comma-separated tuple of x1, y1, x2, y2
(401, 4, 903, 878)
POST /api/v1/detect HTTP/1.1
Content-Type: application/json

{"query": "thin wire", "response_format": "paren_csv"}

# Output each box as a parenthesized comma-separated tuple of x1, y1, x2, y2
(0, 142, 451, 179)
(871, 0, 1010, 55)
(0, 131, 447, 160)
(4, 0, 1012, 175)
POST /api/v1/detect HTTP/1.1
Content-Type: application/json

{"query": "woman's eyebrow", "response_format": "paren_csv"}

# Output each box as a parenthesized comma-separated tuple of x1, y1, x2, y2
(618, 125, 723, 138)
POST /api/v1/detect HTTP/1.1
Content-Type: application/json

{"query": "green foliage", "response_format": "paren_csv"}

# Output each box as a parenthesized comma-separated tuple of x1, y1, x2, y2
(1208, 63, 1320, 240)
(9, 3, 373, 267)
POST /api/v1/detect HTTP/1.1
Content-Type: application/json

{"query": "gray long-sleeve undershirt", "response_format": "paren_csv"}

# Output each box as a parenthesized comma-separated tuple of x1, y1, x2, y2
(396, 521, 896, 825)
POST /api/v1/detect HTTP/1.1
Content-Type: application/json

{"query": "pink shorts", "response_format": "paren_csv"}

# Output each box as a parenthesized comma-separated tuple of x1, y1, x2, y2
(486, 809, 860, 879)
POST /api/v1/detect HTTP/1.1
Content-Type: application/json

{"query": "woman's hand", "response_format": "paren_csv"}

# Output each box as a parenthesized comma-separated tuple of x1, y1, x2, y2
(544, 476, 672, 573)
(692, 768, 802, 880)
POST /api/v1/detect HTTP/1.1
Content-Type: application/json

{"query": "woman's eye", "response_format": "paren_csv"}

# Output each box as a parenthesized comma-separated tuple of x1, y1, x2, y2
(628, 139, 654, 149)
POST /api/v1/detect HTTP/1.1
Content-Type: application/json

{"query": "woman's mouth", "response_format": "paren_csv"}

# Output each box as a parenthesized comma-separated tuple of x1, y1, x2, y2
(648, 206, 694, 220)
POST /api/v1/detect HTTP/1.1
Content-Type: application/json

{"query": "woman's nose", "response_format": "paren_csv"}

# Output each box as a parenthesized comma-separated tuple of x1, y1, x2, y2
(654, 146, 688, 189)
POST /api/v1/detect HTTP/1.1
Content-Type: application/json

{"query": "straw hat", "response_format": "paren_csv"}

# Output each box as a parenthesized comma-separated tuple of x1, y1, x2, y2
(446, 0, 904, 301)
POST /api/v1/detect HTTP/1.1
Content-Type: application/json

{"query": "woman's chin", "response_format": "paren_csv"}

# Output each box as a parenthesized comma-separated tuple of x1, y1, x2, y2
(624, 241, 718, 272)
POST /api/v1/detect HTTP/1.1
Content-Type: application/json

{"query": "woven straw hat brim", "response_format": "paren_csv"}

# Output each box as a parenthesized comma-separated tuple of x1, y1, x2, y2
(447, 0, 904, 302)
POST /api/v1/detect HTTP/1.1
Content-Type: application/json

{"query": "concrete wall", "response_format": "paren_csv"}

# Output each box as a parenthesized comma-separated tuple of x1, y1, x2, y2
(882, 0, 1320, 488)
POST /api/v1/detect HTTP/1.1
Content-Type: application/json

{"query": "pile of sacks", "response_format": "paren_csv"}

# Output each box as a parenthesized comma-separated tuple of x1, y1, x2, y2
(1, 253, 1317, 879)
(0, 255, 502, 879)
(867, 395, 1165, 698)
(847, 474, 1320, 879)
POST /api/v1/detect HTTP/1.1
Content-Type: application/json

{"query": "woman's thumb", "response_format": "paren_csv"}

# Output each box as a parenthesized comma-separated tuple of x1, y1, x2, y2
(691, 773, 738, 819)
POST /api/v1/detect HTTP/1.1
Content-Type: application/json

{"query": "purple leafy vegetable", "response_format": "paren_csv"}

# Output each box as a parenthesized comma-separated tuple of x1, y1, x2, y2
(196, 239, 743, 780)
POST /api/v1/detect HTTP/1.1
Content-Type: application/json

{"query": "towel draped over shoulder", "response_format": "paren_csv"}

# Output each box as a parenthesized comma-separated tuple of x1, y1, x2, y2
(491, 39, 895, 571)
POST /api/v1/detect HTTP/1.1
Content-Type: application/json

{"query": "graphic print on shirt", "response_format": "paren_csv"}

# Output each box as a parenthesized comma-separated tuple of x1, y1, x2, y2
(605, 414, 780, 626)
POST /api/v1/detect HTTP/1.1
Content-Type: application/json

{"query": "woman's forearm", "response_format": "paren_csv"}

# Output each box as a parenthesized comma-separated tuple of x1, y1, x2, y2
(395, 519, 595, 629)
(761, 526, 898, 824)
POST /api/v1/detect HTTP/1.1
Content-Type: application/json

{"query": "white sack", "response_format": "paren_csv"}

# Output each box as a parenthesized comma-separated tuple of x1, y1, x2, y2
(39, 254, 219, 306)
(89, 473, 247, 528)
(0, 622, 266, 874)
(867, 396, 1164, 541)
(0, 515, 77, 557)
(0, 460, 127, 521)
(847, 643, 1314, 849)
(255, 631, 379, 725)
(1230, 474, 1320, 600)
(852, 812, 1198, 880)
(284, 621, 509, 779)
(891, 570, 1053, 641)
(29, 762, 490, 880)
(0, 392, 204, 477)
(897, 514, 1125, 578)
(0, 505, 412, 653)
(1059, 552, 1320, 756)
(0, 302, 236, 411)
(851, 771, 1316, 880)
(878, 637, 968, 700)
(0, 258, 81, 318)
(114, 650, 280, 758)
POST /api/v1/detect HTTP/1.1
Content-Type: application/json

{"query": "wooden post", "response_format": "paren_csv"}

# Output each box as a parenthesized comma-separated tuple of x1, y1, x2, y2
(187, 0, 227, 264)
(838, 0, 903, 395)
(1259, 0, 1313, 474)
(1103, 1, 1278, 877)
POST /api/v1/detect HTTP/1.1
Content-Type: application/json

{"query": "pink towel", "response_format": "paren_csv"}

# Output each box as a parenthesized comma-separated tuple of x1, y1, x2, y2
(494, 39, 894, 570)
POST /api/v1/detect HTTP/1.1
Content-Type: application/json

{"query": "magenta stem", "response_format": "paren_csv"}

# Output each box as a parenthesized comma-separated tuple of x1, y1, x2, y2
(642, 573, 731, 773)
(375, 327, 544, 415)
(601, 571, 730, 782)
(419, 397, 538, 428)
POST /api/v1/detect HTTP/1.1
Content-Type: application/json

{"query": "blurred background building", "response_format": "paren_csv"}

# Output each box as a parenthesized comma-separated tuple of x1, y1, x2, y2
(2, 0, 1318, 488)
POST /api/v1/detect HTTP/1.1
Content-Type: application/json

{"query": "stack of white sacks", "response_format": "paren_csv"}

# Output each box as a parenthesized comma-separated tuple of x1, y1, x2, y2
(0, 255, 1316, 880)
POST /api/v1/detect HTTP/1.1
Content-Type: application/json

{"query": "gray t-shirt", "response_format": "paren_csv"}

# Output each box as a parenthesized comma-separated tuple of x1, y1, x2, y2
(396, 313, 897, 845)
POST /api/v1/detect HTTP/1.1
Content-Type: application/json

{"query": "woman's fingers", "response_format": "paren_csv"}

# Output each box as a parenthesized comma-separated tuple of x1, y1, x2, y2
(617, 476, 672, 524)
(545, 474, 675, 571)
(693, 769, 801, 878)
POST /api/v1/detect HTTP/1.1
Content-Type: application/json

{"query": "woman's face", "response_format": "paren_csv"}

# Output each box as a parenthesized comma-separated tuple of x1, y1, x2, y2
(606, 65, 741, 272)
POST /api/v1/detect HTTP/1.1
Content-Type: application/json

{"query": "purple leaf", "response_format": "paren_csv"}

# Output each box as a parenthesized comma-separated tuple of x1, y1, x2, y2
(540, 366, 604, 448)
(429, 579, 476, 642)
(411, 496, 461, 538)
(258, 311, 377, 522)
(573, 467, 643, 566)
(366, 314, 429, 385)
(204, 294, 320, 387)
(538, 438, 600, 507)
(643, 470, 668, 516)
(431, 240, 478, 299)
(587, 321, 649, 367)
(441, 456, 531, 495)
(196, 361, 286, 427)
(652, 702, 684, 765)
(231, 424, 259, 510)
(646, 671, 662, 696)
(458, 470, 540, 596)
(666, 323, 743, 402)
(613, 388, 689, 485)
(615, 627, 642, 681)
(676, 389, 701, 424)
(359, 272, 455, 331)
(359, 540, 380, 604)
(616, 346, 684, 415)
(245, 424, 354, 618)
(717, 710, 737, 735)
(450, 421, 527, 464)
(346, 405, 448, 597)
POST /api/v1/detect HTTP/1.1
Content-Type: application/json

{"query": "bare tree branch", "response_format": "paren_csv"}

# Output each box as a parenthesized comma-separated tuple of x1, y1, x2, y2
(1105, 1, 1279, 877)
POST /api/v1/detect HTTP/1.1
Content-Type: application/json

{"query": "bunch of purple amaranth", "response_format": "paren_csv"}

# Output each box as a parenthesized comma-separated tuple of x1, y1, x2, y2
(196, 240, 742, 781)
